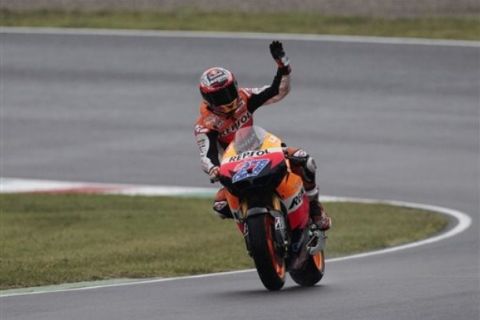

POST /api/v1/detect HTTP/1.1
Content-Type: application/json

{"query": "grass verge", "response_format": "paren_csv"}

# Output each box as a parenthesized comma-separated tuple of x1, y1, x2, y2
(0, 194, 449, 289)
(1, 10, 479, 40)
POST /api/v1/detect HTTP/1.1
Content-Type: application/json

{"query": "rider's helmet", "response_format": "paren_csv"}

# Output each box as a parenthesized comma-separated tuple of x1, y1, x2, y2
(199, 67, 239, 116)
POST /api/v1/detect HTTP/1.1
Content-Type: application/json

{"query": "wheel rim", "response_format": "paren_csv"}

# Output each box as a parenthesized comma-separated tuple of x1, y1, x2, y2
(312, 250, 325, 272)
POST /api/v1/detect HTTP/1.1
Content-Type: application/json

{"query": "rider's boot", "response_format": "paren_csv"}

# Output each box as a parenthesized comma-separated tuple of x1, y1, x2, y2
(309, 199, 332, 231)
(306, 187, 331, 231)
(213, 188, 233, 219)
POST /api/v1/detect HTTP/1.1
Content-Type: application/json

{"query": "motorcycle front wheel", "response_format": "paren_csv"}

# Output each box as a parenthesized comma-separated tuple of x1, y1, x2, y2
(247, 214, 286, 291)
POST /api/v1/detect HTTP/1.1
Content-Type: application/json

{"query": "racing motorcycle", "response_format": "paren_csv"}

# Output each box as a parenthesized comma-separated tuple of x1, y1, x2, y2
(218, 126, 326, 291)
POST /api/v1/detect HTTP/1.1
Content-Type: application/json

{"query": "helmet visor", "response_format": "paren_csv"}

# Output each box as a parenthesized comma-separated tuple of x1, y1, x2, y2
(204, 82, 238, 107)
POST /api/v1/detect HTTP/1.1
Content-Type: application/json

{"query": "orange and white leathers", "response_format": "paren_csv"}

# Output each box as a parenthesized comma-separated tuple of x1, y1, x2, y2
(194, 67, 290, 175)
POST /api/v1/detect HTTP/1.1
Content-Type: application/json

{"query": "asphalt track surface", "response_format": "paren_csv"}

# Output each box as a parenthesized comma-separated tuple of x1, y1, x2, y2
(1, 29, 479, 320)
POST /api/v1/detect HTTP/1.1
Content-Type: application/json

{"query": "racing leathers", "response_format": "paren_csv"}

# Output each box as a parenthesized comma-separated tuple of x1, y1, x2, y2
(195, 66, 290, 175)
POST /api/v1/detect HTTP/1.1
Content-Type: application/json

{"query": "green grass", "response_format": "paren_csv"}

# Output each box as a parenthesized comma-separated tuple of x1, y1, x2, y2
(0, 194, 449, 289)
(1, 10, 479, 40)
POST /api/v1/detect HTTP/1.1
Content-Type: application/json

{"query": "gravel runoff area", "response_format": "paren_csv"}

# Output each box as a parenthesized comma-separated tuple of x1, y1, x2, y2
(1, 0, 479, 17)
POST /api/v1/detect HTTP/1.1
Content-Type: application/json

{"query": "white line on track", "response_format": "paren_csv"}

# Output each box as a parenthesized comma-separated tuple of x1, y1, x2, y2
(0, 178, 472, 298)
(1, 27, 479, 48)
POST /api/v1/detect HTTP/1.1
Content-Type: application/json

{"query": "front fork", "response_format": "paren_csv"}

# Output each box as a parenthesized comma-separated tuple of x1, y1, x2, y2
(238, 195, 289, 258)
(235, 194, 323, 265)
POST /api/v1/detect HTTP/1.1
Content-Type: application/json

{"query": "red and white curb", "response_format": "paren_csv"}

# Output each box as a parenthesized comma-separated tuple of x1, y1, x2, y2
(0, 177, 216, 197)
(0, 177, 472, 297)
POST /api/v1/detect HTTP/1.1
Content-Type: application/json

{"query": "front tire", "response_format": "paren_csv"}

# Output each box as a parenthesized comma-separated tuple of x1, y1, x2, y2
(247, 214, 286, 291)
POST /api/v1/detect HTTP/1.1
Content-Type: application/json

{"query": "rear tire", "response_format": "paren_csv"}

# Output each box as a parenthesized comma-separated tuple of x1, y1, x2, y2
(247, 214, 286, 291)
(289, 250, 325, 287)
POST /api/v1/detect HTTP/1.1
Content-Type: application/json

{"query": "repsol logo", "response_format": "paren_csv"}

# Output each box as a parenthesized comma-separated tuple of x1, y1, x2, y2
(289, 188, 305, 210)
(229, 150, 269, 162)
(221, 112, 252, 137)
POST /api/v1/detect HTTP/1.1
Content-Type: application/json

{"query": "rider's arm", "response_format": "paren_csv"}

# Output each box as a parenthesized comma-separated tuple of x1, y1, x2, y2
(246, 67, 290, 113)
(194, 125, 220, 174)
(247, 41, 291, 112)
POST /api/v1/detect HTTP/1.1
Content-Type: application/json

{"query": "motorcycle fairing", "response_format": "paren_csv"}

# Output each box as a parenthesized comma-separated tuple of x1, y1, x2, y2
(219, 127, 309, 232)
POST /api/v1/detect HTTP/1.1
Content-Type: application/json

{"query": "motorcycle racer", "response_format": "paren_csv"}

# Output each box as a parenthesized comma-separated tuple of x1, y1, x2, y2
(194, 41, 331, 231)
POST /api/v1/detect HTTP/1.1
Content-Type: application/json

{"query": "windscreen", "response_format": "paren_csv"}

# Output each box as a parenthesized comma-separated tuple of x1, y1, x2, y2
(233, 126, 268, 153)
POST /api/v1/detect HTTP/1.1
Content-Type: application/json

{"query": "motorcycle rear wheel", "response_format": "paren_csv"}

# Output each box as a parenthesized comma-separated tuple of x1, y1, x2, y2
(289, 250, 325, 287)
(247, 214, 286, 291)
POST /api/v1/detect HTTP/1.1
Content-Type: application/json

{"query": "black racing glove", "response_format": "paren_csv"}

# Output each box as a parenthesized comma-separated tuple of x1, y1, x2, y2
(269, 41, 291, 73)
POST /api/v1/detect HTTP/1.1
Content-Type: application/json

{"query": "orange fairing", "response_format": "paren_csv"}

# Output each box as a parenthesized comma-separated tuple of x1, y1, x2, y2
(225, 190, 240, 213)
(276, 172, 303, 199)
(276, 172, 309, 230)
(225, 190, 246, 233)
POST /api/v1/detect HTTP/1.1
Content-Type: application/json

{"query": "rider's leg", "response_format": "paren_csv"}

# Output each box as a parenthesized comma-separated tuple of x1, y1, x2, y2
(284, 147, 331, 230)
(213, 187, 233, 219)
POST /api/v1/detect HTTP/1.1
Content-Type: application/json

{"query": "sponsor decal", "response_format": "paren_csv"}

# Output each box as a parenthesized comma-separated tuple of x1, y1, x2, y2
(275, 216, 285, 231)
(195, 134, 210, 158)
(197, 139, 207, 153)
(220, 112, 252, 137)
(229, 149, 270, 162)
(288, 188, 305, 211)
(232, 159, 270, 183)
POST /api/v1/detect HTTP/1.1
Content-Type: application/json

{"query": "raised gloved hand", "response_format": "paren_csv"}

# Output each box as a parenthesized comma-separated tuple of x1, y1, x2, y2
(269, 41, 290, 71)
(209, 166, 220, 183)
